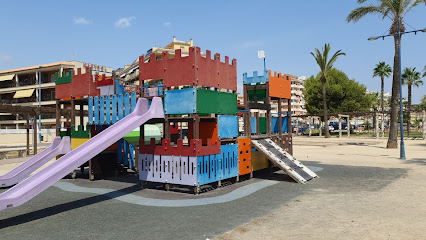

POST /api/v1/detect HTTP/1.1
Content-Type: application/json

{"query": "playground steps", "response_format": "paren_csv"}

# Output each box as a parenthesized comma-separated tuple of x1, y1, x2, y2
(251, 138, 317, 184)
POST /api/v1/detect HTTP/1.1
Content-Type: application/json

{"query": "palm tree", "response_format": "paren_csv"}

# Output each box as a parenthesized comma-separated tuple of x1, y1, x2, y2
(373, 61, 392, 137)
(347, 0, 424, 149)
(402, 67, 423, 136)
(423, 66, 426, 78)
(310, 43, 346, 138)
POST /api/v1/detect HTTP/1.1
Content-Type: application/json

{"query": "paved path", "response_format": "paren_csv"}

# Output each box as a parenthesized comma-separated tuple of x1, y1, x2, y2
(0, 137, 422, 239)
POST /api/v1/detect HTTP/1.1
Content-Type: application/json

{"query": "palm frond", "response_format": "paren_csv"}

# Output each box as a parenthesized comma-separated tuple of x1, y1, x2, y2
(347, 5, 386, 22)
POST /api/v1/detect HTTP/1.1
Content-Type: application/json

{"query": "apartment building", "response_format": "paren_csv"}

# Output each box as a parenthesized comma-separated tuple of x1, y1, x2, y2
(0, 61, 112, 129)
(282, 75, 307, 116)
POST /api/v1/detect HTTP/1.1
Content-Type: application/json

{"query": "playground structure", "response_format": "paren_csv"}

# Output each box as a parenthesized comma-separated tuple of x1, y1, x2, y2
(0, 45, 317, 210)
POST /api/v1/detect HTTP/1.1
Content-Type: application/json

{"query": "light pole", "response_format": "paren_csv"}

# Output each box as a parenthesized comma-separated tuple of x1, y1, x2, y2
(368, 18, 425, 159)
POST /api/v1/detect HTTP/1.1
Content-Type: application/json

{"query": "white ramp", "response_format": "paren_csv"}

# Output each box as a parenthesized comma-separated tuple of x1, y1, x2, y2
(251, 138, 318, 184)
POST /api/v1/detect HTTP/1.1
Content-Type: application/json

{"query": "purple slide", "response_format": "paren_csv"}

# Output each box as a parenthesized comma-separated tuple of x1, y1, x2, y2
(0, 136, 71, 188)
(0, 97, 164, 211)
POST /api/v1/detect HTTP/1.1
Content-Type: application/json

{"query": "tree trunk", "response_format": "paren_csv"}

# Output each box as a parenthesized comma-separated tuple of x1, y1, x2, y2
(407, 84, 411, 137)
(321, 78, 330, 138)
(386, 35, 400, 148)
(381, 77, 385, 137)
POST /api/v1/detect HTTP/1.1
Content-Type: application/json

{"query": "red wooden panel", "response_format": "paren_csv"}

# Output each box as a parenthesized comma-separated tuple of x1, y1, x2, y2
(55, 82, 72, 99)
(72, 67, 99, 98)
(139, 138, 220, 156)
(139, 47, 237, 91)
(55, 66, 100, 99)
(96, 75, 113, 87)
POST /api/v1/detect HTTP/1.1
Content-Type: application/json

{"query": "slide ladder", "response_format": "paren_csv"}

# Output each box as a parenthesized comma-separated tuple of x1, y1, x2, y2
(0, 136, 71, 187)
(0, 97, 164, 211)
(251, 138, 318, 184)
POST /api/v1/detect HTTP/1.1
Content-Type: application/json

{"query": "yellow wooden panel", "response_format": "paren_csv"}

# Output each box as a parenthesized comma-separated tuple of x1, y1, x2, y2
(71, 138, 90, 150)
(251, 151, 269, 171)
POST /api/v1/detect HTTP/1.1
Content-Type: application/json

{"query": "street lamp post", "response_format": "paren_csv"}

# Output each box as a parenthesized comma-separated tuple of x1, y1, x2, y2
(368, 19, 425, 159)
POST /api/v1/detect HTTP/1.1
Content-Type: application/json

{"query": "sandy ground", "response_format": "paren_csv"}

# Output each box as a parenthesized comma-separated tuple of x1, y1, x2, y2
(217, 137, 426, 240)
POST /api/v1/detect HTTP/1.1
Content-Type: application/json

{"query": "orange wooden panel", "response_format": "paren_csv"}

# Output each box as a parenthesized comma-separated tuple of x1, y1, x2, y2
(188, 121, 218, 146)
(238, 138, 252, 175)
(269, 71, 291, 99)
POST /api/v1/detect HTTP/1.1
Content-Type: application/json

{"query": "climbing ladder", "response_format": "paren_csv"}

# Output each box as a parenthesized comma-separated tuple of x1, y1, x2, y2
(251, 138, 318, 184)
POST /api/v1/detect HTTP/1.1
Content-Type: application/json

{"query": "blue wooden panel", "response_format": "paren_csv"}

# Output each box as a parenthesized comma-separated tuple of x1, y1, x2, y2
(271, 117, 289, 133)
(124, 93, 130, 116)
(115, 79, 124, 95)
(94, 96, 99, 125)
(105, 95, 111, 125)
(118, 94, 124, 120)
(131, 92, 136, 112)
(117, 139, 123, 164)
(88, 97, 93, 125)
(164, 88, 196, 114)
(123, 139, 129, 167)
(218, 115, 238, 138)
(129, 144, 135, 169)
(197, 154, 217, 186)
(112, 95, 117, 124)
(243, 70, 269, 84)
(216, 144, 238, 180)
(100, 96, 105, 125)
(251, 117, 257, 134)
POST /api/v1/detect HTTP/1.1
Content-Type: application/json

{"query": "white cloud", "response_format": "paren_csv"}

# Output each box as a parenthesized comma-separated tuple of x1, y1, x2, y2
(115, 17, 136, 28)
(73, 17, 91, 24)
(0, 54, 13, 63)
(241, 41, 263, 48)
(163, 22, 171, 27)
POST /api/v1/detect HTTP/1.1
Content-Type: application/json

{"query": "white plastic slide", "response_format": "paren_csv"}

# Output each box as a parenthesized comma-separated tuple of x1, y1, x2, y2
(0, 136, 71, 188)
(0, 97, 164, 211)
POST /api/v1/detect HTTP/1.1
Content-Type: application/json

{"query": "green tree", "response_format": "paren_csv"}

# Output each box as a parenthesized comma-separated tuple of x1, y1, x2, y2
(402, 67, 424, 136)
(373, 62, 392, 133)
(423, 66, 426, 78)
(310, 44, 346, 138)
(418, 95, 426, 110)
(347, 0, 424, 148)
(305, 68, 373, 116)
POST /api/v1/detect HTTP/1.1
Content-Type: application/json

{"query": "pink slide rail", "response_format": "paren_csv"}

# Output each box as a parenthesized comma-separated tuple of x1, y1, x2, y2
(0, 97, 164, 211)
(0, 136, 71, 188)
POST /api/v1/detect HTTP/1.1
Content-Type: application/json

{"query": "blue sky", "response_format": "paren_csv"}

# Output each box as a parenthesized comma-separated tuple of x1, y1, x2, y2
(1, 0, 425, 103)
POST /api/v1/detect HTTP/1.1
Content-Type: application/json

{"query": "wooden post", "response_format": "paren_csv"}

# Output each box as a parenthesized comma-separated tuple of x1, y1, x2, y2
(26, 114, 30, 155)
(347, 116, 350, 137)
(33, 115, 37, 154)
(193, 114, 200, 139)
(164, 115, 170, 140)
(80, 103, 84, 127)
(287, 99, 292, 137)
(255, 111, 260, 135)
(56, 100, 60, 136)
(339, 115, 342, 138)
(265, 83, 271, 137)
(308, 116, 312, 137)
(278, 98, 282, 138)
(243, 84, 250, 137)
(375, 112, 379, 138)
(71, 97, 76, 127)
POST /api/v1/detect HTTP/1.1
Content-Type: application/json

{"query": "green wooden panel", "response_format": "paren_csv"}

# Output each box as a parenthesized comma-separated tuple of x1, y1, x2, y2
(197, 89, 219, 114)
(55, 70, 72, 85)
(196, 89, 237, 115)
(71, 125, 90, 138)
(259, 117, 267, 134)
(218, 91, 237, 115)
(249, 89, 266, 102)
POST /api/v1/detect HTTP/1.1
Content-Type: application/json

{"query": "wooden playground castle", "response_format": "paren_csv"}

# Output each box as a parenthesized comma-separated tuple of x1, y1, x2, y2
(53, 46, 315, 193)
